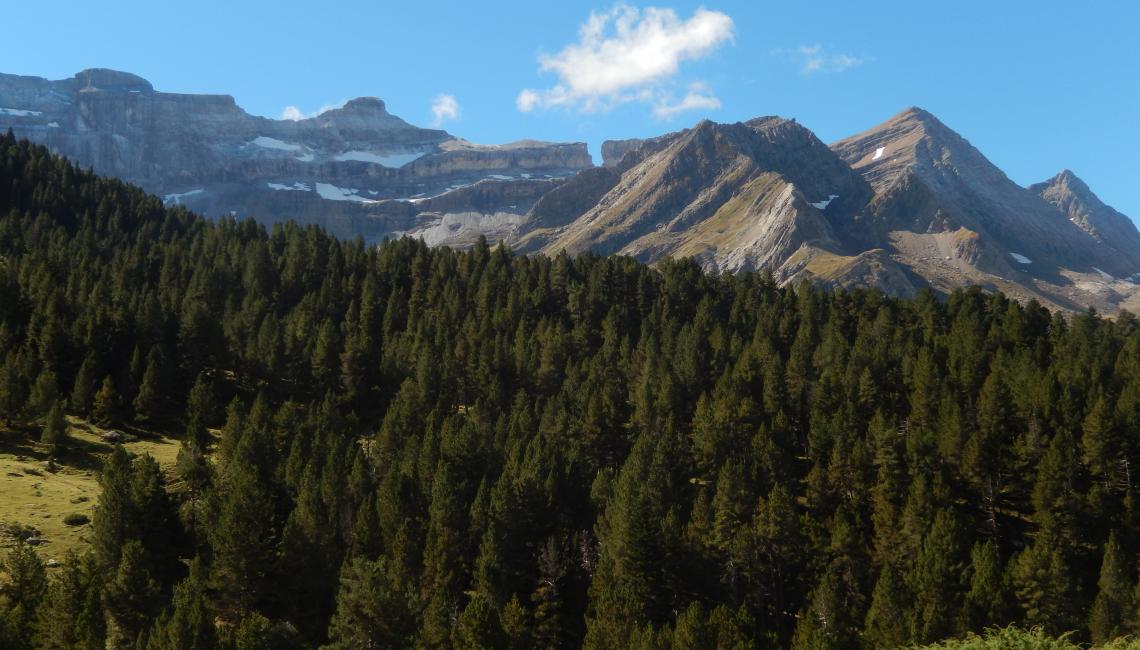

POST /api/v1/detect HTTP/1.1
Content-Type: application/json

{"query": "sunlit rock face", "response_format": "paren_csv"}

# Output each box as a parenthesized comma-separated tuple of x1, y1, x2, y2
(0, 68, 593, 242)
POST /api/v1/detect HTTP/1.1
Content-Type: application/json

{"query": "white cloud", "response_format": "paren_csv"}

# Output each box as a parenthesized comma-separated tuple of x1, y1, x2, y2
(279, 102, 346, 121)
(778, 44, 867, 75)
(517, 4, 733, 115)
(431, 94, 460, 127)
(516, 89, 541, 112)
(652, 82, 721, 119)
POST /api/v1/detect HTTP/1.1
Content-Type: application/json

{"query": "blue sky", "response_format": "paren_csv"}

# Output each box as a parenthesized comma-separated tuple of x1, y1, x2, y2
(6, 1, 1139, 220)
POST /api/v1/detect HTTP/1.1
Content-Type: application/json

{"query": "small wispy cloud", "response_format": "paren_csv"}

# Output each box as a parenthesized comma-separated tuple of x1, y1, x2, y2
(280, 101, 346, 121)
(777, 44, 869, 75)
(517, 4, 733, 118)
(652, 82, 721, 119)
(431, 94, 460, 127)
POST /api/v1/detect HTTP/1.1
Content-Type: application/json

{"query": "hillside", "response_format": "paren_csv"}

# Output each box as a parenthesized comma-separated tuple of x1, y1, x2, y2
(2, 136, 1140, 648)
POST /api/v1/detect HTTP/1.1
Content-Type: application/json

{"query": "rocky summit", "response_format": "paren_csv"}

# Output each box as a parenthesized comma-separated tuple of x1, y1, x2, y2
(3, 69, 1138, 313)
(508, 107, 1139, 313)
(0, 68, 592, 242)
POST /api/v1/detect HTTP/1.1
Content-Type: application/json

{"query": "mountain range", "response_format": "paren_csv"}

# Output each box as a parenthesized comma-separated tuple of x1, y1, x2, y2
(3, 68, 1137, 313)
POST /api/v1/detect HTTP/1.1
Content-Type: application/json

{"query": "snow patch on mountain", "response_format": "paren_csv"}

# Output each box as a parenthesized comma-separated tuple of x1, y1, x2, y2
(315, 183, 378, 203)
(251, 136, 304, 152)
(267, 182, 311, 192)
(0, 107, 42, 117)
(811, 194, 839, 210)
(333, 150, 425, 167)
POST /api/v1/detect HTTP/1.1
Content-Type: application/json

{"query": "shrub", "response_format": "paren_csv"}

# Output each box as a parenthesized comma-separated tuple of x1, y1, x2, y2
(62, 513, 90, 526)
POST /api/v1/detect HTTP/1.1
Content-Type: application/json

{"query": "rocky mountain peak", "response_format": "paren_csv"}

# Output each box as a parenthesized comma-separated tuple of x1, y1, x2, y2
(1030, 168, 1140, 258)
(72, 68, 154, 93)
(1037, 169, 1089, 196)
(338, 97, 390, 114)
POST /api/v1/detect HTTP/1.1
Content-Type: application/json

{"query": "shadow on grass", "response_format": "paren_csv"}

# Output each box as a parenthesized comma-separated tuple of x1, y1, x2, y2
(0, 418, 180, 476)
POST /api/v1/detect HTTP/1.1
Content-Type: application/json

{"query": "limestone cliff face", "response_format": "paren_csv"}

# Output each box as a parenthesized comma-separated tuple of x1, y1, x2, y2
(0, 68, 592, 240)
(601, 138, 645, 167)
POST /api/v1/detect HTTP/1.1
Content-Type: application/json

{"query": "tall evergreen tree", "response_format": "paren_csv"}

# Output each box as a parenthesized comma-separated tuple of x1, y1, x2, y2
(40, 399, 68, 457)
(92, 375, 123, 427)
(1089, 532, 1134, 644)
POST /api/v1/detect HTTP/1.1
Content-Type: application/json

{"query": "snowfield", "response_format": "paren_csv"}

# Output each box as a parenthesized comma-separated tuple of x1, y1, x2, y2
(267, 182, 311, 192)
(0, 107, 43, 117)
(251, 136, 304, 152)
(315, 183, 378, 203)
(811, 194, 839, 210)
(333, 151, 425, 168)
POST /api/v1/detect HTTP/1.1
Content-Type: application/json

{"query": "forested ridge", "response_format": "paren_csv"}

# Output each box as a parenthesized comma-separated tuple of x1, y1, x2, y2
(1, 131, 1140, 649)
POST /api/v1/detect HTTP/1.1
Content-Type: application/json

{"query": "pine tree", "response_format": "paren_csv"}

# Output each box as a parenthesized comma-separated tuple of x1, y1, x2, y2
(863, 564, 911, 648)
(92, 375, 122, 427)
(790, 558, 864, 650)
(500, 594, 531, 650)
(92, 445, 135, 571)
(209, 448, 279, 613)
(70, 354, 99, 416)
(1089, 532, 1134, 644)
(26, 368, 58, 420)
(453, 593, 506, 649)
(1009, 527, 1078, 635)
(1083, 395, 1122, 488)
(40, 399, 67, 457)
(0, 540, 47, 642)
(145, 559, 215, 650)
(908, 508, 967, 642)
(132, 349, 165, 423)
(176, 373, 215, 499)
(104, 540, 161, 648)
(0, 353, 28, 426)
(962, 540, 1008, 632)
(34, 552, 104, 650)
(325, 557, 414, 650)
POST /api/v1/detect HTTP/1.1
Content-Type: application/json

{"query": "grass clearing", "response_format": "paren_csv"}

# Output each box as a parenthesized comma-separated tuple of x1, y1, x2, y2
(0, 416, 181, 562)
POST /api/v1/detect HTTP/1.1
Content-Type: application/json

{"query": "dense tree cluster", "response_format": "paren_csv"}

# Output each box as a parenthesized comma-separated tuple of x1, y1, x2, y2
(2, 132, 1140, 648)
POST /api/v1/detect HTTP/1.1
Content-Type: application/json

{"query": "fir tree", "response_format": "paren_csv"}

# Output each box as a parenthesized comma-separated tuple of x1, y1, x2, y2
(962, 540, 1008, 632)
(145, 559, 215, 650)
(70, 354, 100, 416)
(104, 540, 161, 648)
(92, 375, 122, 427)
(40, 399, 68, 457)
(0, 540, 47, 642)
(26, 368, 58, 420)
(863, 564, 911, 648)
(325, 557, 414, 650)
(1089, 532, 1133, 644)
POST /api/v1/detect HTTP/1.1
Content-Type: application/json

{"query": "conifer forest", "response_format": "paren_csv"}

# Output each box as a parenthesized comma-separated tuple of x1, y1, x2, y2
(3, 135, 1140, 648)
